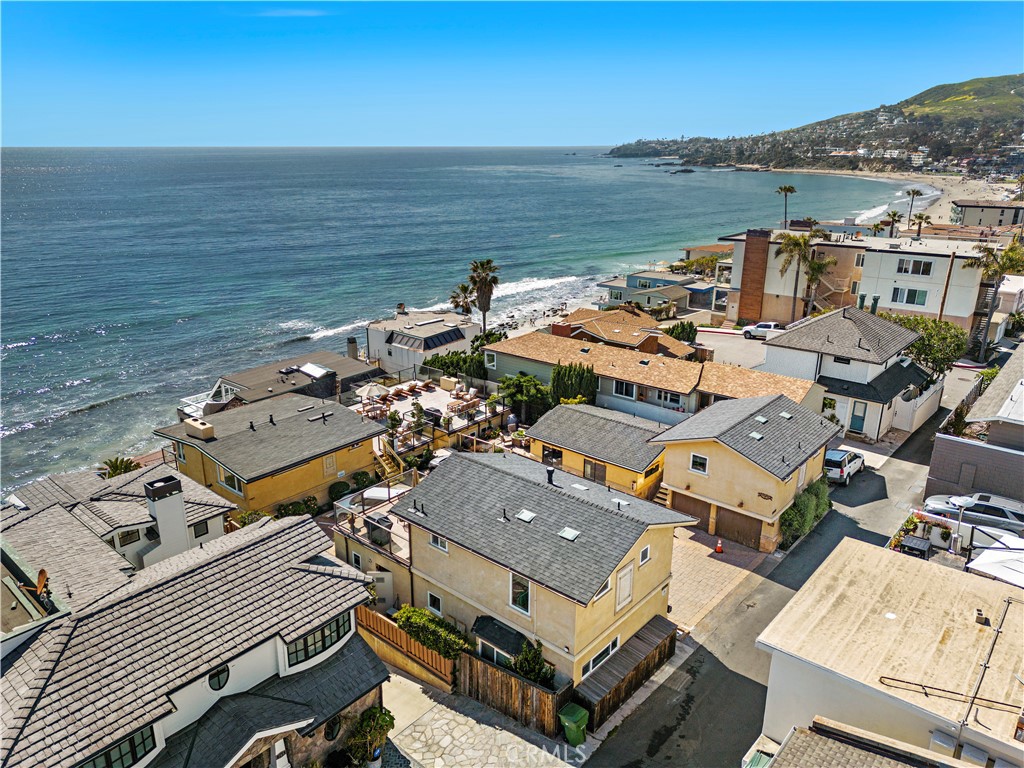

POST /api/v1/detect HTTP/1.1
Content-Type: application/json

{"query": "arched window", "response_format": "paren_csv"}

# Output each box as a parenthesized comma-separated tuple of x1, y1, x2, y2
(208, 664, 229, 691)
(324, 716, 341, 741)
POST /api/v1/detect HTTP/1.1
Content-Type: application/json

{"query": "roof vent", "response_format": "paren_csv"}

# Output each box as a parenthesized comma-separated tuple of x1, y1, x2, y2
(610, 498, 631, 506)
(749, 431, 764, 441)
(612, 329, 621, 333)
(558, 527, 581, 542)
(516, 509, 537, 523)
(580, 347, 591, 354)
(297, 404, 315, 413)
(639, 360, 650, 366)
(780, 411, 793, 420)
(754, 415, 768, 424)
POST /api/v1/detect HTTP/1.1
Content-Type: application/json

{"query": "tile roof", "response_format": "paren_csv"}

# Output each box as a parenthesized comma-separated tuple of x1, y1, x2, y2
(154, 394, 386, 481)
(697, 362, 817, 404)
(527, 404, 666, 472)
(563, 307, 659, 325)
(653, 395, 840, 480)
(393, 452, 696, 605)
(0, 516, 372, 768)
(763, 307, 919, 364)
(968, 345, 1024, 424)
(682, 243, 734, 253)
(818, 360, 931, 405)
(558, 309, 694, 358)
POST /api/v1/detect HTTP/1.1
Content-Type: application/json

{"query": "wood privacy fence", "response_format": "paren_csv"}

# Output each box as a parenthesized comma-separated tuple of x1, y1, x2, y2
(457, 653, 573, 738)
(355, 605, 455, 688)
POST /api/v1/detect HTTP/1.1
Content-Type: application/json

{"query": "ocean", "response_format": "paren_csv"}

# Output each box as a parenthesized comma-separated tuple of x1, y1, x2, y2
(0, 147, 928, 490)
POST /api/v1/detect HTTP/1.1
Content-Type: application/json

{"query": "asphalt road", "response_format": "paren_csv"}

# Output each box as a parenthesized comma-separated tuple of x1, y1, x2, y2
(588, 404, 950, 768)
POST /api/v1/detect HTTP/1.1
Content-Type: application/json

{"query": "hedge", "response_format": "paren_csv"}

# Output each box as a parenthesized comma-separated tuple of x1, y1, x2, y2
(394, 605, 470, 660)
(779, 478, 830, 549)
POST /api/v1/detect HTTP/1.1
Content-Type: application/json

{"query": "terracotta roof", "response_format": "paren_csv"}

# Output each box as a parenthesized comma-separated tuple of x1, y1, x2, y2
(697, 362, 817, 404)
(563, 307, 659, 325)
(682, 243, 734, 254)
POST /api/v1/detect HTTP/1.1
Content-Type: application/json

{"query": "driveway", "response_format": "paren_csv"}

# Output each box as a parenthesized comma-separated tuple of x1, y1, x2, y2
(695, 330, 766, 368)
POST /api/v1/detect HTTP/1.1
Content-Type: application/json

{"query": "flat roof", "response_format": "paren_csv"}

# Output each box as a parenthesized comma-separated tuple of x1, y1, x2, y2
(952, 199, 1024, 209)
(221, 351, 380, 402)
(368, 310, 479, 337)
(757, 539, 1024, 751)
(720, 230, 991, 257)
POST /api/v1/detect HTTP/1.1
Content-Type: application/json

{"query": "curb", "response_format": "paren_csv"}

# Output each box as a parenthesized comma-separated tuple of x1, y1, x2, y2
(696, 328, 743, 336)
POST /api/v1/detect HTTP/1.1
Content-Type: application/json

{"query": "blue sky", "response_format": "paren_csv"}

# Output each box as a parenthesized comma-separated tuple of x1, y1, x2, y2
(3, 2, 1021, 146)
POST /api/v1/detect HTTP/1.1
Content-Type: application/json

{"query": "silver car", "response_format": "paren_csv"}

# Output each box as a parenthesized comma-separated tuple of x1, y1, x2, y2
(922, 493, 1024, 537)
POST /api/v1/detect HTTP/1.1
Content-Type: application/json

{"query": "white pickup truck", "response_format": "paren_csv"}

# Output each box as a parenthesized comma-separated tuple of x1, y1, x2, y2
(741, 321, 785, 339)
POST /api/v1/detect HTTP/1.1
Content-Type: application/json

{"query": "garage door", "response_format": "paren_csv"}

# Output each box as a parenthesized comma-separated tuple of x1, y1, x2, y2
(716, 509, 762, 550)
(671, 492, 712, 531)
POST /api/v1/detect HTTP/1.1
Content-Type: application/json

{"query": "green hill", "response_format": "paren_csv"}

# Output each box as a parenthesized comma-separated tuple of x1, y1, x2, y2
(899, 74, 1024, 121)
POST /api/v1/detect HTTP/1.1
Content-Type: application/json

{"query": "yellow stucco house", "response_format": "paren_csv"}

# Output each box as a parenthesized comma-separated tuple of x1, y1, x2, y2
(526, 404, 666, 500)
(333, 452, 697, 727)
(154, 394, 386, 514)
(652, 395, 840, 553)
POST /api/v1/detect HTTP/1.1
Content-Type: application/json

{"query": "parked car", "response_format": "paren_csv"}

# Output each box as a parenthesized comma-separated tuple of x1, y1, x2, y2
(922, 493, 1024, 537)
(741, 321, 785, 339)
(824, 449, 865, 486)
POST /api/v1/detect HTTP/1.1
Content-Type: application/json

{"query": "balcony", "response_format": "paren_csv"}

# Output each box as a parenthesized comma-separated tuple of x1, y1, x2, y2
(332, 486, 415, 566)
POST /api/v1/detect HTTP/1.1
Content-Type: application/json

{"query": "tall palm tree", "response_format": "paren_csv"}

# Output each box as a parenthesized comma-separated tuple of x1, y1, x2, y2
(905, 188, 924, 223)
(803, 255, 839, 317)
(776, 185, 797, 229)
(962, 235, 1024, 362)
(774, 233, 813, 323)
(869, 222, 885, 237)
(469, 259, 500, 333)
(885, 210, 904, 238)
(449, 283, 475, 315)
(912, 213, 932, 237)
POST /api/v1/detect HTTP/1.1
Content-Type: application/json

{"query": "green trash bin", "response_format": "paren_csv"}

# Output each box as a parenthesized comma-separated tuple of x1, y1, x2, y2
(558, 702, 589, 747)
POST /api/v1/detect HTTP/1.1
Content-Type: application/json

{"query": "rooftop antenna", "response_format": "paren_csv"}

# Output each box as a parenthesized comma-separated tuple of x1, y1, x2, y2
(249, 421, 256, 431)
(21, 569, 48, 598)
(500, 508, 510, 523)
(269, 414, 275, 426)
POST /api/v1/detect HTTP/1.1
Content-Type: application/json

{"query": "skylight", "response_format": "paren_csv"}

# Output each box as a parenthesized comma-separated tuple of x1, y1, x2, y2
(516, 509, 537, 523)
(749, 431, 764, 441)
(755, 415, 768, 424)
(580, 347, 591, 354)
(571, 483, 588, 491)
(780, 411, 793, 420)
(558, 527, 581, 542)
(610, 498, 631, 506)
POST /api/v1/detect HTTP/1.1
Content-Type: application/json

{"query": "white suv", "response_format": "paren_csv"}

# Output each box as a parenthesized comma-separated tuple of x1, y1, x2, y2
(742, 321, 785, 339)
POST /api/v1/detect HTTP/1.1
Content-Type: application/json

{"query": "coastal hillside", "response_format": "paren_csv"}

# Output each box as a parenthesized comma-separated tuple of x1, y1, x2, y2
(610, 73, 1024, 171)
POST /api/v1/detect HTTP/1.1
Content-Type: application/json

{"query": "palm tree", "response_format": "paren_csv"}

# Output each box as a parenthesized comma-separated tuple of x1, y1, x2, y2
(912, 213, 932, 237)
(449, 283, 475, 315)
(776, 185, 796, 228)
(774, 233, 813, 323)
(101, 456, 141, 478)
(885, 210, 904, 238)
(803, 255, 839, 317)
(905, 188, 924, 223)
(469, 259, 500, 333)
(869, 222, 885, 237)
(962, 235, 1024, 362)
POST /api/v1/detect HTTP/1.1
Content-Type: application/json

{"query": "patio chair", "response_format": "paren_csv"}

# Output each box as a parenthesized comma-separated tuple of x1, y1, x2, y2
(451, 383, 465, 399)
(421, 380, 436, 392)
(458, 387, 478, 402)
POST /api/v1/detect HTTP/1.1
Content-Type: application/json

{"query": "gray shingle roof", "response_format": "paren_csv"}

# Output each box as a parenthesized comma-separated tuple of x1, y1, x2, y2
(770, 727, 924, 768)
(968, 345, 1024, 424)
(653, 396, 840, 480)
(527, 405, 666, 473)
(221, 350, 381, 399)
(0, 516, 372, 768)
(154, 394, 385, 481)
(763, 306, 919, 364)
(818, 360, 931, 404)
(394, 453, 696, 605)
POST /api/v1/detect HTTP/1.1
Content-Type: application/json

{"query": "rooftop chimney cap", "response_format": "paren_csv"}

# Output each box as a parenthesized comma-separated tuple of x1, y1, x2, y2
(144, 476, 183, 501)
(546, 466, 555, 484)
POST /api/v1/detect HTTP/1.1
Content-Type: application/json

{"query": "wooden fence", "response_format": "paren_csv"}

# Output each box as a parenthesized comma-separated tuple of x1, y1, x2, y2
(457, 653, 574, 738)
(356, 605, 455, 689)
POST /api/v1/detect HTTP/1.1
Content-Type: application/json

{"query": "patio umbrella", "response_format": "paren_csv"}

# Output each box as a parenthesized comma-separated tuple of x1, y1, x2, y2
(355, 382, 390, 400)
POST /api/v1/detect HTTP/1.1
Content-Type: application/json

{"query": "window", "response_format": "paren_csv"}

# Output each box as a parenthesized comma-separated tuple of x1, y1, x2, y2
(323, 454, 337, 477)
(610, 290, 624, 301)
(637, 279, 652, 289)
(78, 727, 156, 768)
(897, 258, 932, 276)
(850, 280, 860, 297)
(613, 380, 636, 399)
(351, 551, 362, 570)
(208, 664, 229, 691)
(218, 465, 244, 495)
(324, 716, 342, 741)
(286, 612, 352, 666)
(541, 445, 563, 466)
(191, 520, 209, 539)
(429, 534, 448, 552)
(510, 573, 530, 615)
(117, 529, 140, 547)
(798, 464, 807, 487)
(891, 287, 928, 306)
(833, 356, 851, 365)
(616, 564, 633, 610)
(582, 637, 620, 678)
(584, 459, 607, 484)
(484, 351, 497, 369)
(690, 453, 708, 475)
(175, 441, 186, 462)
(427, 592, 443, 616)
(656, 390, 681, 406)
(854, 253, 865, 267)
(594, 579, 611, 600)
(480, 641, 512, 667)
(644, 463, 660, 479)
(639, 545, 651, 565)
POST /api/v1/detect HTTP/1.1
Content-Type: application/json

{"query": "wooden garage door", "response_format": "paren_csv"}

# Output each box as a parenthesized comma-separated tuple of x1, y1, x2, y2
(670, 492, 712, 531)
(716, 509, 762, 550)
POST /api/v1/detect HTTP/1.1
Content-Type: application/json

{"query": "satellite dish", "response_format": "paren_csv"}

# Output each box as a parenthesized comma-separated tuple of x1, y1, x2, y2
(20, 568, 48, 597)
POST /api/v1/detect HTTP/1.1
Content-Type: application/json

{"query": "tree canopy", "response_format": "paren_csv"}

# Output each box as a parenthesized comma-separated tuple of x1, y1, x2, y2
(877, 313, 968, 375)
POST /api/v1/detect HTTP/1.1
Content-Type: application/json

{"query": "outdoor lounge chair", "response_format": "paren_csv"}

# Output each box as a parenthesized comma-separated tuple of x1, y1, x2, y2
(459, 387, 478, 401)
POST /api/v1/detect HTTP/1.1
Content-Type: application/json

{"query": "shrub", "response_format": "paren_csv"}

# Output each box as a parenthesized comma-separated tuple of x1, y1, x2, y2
(351, 471, 374, 490)
(276, 501, 307, 518)
(303, 495, 320, 515)
(328, 481, 351, 501)
(238, 510, 269, 527)
(508, 640, 556, 689)
(779, 479, 830, 549)
(345, 706, 395, 768)
(394, 605, 470, 660)
(101, 456, 141, 478)
(665, 320, 698, 343)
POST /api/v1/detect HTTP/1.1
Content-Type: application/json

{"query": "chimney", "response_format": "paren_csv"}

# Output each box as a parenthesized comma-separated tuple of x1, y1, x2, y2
(546, 466, 555, 485)
(870, 295, 880, 314)
(144, 476, 190, 561)
(184, 417, 215, 440)
(550, 322, 572, 338)
(346, 336, 359, 359)
(857, 293, 867, 310)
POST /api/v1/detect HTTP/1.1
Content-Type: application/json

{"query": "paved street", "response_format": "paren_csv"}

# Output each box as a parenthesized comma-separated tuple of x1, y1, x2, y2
(695, 330, 766, 368)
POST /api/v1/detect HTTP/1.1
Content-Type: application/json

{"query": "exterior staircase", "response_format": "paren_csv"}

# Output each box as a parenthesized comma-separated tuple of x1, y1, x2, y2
(374, 443, 403, 479)
(652, 484, 670, 508)
(969, 285, 998, 352)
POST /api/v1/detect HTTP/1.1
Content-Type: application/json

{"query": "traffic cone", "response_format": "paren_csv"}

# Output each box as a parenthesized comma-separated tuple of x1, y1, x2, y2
(715, 539, 724, 554)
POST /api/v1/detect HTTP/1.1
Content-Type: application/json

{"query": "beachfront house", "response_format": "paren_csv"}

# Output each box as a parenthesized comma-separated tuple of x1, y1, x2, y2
(760, 307, 942, 442)
(548, 306, 694, 358)
(652, 395, 839, 552)
(366, 306, 481, 374)
(596, 270, 713, 317)
(155, 394, 386, 514)
(526, 404, 666, 500)
(483, 331, 822, 425)
(753, 538, 1024, 767)
(950, 198, 1024, 227)
(331, 452, 697, 727)
(0, 516, 389, 768)
(2, 465, 233, 570)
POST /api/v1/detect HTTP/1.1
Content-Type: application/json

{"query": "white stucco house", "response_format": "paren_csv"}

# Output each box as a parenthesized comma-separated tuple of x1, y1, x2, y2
(366, 307, 481, 374)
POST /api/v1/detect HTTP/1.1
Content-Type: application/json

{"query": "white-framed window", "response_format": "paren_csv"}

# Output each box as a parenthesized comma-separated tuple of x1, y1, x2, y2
(429, 533, 448, 553)
(217, 465, 244, 495)
(656, 390, 681, 406)
(175, 441, 186, 462)
(610, 290, 623, 301)
(484, 351, 497, 369)
(615, 563, 633, 611)
(798, 463, 807, 487)
(613, 380, 636, 400)
(594, 578, 611, 601)
(891, 287, 928, 306)
(639, 545, 651, 566)
(850, 280, 860, 296)
(854, 253, 865, 267)
(191, 520, 209, 539)
(637, 279, 652, 289)
(896, 258, 932, 276)
(833, 356, 851, 365)
(351, 551, 362, 570)
(427, 591, 443, 617)
(480, 640, 512, 667)
(510, 572, 530, 615)
(582, 637, 620, 678)
(690, 453, 709, 475)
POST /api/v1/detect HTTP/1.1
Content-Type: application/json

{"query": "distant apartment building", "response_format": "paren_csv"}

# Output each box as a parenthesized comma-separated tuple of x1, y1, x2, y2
(366, 307, 481, 374)
(950, 198, 1024, 228)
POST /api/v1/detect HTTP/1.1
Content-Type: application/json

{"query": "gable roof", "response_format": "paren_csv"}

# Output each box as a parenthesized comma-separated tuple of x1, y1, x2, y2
(563, 307, 659, 325)
(653, 395, 840, 480)
(557, 311, 694, 358)
(0, 517, 371, 768)
(393, 452, 696, 604)
(968, 345, 1024, 425)
(154, 394, 386, 481)
(763, 307, 919, 364)
(697, 362, 817, 404)
(818, 360, 930, 405)
(527, 405, 666, 472)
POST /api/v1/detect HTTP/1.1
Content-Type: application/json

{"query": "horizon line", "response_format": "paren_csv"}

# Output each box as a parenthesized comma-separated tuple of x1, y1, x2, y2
(2, 144, 619, 150)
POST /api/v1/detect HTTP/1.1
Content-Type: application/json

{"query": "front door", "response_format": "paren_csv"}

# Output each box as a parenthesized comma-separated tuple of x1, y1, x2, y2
(850, 401, 867, 433)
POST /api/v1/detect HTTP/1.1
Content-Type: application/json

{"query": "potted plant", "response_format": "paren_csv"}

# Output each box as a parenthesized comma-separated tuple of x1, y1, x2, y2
(511, 429, 528, 449)
(346, 706, 395, 768)
(486, 393, 500, 415)
(440, 415, 454, 432)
